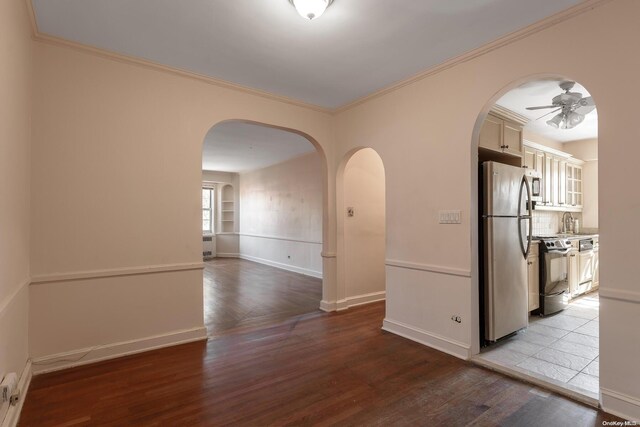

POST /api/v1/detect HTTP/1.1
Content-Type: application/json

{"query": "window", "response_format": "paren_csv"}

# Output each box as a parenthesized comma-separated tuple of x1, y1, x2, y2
(202, 187, 214, 233)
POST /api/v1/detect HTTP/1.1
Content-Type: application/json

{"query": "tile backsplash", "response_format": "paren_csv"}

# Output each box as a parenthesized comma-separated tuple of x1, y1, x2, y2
(533, 210, 583, 236)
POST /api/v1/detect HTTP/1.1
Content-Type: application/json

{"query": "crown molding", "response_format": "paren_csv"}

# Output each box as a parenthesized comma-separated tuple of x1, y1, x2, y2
(26, 0, 612, 116)
(334, 0, 613, 114)
(491, 105, 529, 125)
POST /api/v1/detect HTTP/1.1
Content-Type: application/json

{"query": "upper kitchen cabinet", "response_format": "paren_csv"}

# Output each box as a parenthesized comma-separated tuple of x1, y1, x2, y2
(478, 108, 526, 158)
(566, 161, 584, 209)
(524, 140, 583, 212)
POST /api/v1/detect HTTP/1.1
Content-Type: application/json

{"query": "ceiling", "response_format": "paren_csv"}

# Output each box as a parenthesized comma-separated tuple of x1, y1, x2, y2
(496, 79, 598, 143)
(32, 0, 584, 109)
(202, 122, 315, 172)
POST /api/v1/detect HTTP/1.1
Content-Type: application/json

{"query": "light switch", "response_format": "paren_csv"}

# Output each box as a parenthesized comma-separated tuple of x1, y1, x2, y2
(439, 210, 461, 224)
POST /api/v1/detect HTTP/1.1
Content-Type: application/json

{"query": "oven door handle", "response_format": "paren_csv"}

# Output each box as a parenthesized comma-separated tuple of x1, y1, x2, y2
(547, 248, 572, 255)
(546, 289, 569, 297)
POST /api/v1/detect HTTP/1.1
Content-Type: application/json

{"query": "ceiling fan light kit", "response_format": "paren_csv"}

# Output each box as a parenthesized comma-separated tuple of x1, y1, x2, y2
(289, 0, 333, 20)
(527, 81, 596, 130)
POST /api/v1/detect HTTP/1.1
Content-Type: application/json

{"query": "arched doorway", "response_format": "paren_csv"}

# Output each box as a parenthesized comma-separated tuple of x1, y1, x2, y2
(335, 148, 386, 311)
(470, 76, 600, 401)
(200, 119, 329, 333)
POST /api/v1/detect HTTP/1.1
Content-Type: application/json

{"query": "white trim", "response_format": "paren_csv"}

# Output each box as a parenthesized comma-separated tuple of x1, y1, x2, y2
(382, 318, 471, 360)
(599, 288, 640, 304)
(601, 387, 640, 422)
(30, 262, 204, 285)
(319, 300, 336, 312)
(31, 327, 208, 375)
(238, 233, 322, 245)
(342, 291, 386, 309)
(385, 259, 471, 278)
(319, 291, 386, 312)
(215, 253, 240, 258)
(491, 105, 528, 126)
(1, 361, 32, 427)
(239, 254, 322, 279)
(0, 279, 30, 317)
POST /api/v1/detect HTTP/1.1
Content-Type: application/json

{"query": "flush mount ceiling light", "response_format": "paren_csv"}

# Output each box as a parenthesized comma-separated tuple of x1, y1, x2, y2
(289, 0, 334, 20)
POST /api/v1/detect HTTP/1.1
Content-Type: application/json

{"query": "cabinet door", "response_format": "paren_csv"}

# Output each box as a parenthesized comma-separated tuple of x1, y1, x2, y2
(524, 148, 535, 170)
(593, 248, 599, 288)
(579, 251, 594, 284)
(534, 151, 545, 177)
(479, 114, 503, 152)
(551, 157, 560, 206)
(568, 252, 579, 297)
(503, 120, 523, 157)
(558, 159, 567, 206)
(543, 154, 553, 205)
(527, 252, 540, 312)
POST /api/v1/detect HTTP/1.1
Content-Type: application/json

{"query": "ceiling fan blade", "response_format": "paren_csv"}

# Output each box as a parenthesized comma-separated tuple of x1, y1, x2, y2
(536, 108, 562, 121)
(526, 105, 557, 110)
(574, 96, 596, 115)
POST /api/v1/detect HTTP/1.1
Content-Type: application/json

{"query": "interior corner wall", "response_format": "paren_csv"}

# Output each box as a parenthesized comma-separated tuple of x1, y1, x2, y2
(343, 148, 386, 302)
(239, 152, 323, 278)
(28, 38, 334, 367)
(333, 0, 640, 418)
(0, 0, 32, 421)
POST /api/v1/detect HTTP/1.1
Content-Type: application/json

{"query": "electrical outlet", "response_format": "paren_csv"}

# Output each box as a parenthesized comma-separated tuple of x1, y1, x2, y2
(347, 207, 354, 217)
(451, 315, 462, 324)
(1, 372, 18, 402)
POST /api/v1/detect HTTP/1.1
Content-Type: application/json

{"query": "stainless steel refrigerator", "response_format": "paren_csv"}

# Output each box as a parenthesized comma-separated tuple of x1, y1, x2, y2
(482, 161, 532, 342)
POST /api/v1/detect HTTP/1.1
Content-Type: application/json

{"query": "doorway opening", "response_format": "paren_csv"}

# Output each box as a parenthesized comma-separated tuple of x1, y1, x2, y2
(472, 78, 600, 402)
(200, 120, 326, 335)
(336, 148, 386, 310)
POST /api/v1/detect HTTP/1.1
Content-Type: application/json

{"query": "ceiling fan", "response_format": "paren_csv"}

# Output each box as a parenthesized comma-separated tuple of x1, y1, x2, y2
(526, 81, 596, 129)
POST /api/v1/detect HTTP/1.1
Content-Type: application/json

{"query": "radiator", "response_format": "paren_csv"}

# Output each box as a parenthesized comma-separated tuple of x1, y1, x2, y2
(203, 235, 216, 260)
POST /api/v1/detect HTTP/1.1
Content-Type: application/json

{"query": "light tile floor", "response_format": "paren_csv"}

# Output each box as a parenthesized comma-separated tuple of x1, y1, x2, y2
(479, 292, 599, 397)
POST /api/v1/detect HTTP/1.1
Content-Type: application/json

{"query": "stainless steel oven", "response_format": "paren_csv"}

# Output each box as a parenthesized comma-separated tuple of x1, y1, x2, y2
(539, 238, 572, 315)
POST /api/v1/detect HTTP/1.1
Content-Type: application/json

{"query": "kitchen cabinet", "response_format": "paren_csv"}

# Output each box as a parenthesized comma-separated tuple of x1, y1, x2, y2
(527, 243, 540, 312)
(592, 237, 599, 290)
(524, 141, 582, 211)
(479, 113, 523, 157)
(566, 162, 583, 208)
(568, 247, 579, 297)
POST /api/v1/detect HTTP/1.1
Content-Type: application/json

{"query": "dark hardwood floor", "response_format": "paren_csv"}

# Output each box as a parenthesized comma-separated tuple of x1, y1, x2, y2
(20, 259, 622, 426)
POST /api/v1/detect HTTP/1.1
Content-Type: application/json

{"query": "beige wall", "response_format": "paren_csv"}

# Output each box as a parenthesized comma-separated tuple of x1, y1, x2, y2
(0, 0, 32, 418)
(334, 0, 639, 418)
(239, 152, 323, 277)
(523, 129, 564, 151)
(29, 40, 335, 365)
(343, 148, 386, 302)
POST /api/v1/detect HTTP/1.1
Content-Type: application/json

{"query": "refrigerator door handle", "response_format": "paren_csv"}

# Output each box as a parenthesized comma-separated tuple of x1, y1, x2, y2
(517, 176, 532, 259)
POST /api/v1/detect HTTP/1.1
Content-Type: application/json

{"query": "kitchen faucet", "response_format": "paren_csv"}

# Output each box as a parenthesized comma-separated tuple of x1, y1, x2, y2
(562, 212, 574, 234)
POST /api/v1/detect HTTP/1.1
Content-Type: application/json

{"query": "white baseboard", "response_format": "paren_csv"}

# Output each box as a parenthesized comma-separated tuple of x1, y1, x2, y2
(215, 253, 240, 258)
(601, 387, 640, 422)
(382, 318, 471, 360)
(1, 360, 32, 427)
(239, 254, 322, 279)
(320, 291, 386, 312)
(31, 327, 208, 375)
